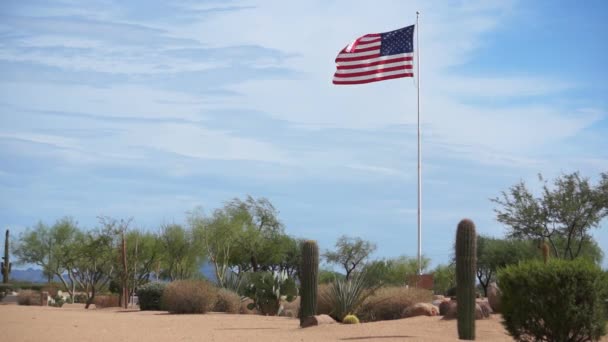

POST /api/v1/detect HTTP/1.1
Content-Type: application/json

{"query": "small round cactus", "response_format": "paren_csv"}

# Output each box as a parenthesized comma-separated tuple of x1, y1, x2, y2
(342, 314, 360, 324)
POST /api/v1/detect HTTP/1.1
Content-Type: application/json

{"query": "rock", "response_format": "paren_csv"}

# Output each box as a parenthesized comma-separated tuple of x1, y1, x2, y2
(439, 300, 453, 316)
(300, 314, 337, 328)
(487, 282, 502, 313)
(432, 299, 443, 307)
(442, 301, 458, 319)
(402, 303, 439, 318)
(441, 301, 489, 320)
(433, 295, 445, 301)
(476, 299, 493, 318)
(239, 299, 258, 315)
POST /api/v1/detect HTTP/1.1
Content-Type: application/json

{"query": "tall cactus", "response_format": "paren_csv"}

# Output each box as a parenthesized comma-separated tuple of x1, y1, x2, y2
(456, 219, 477, 340)
(1, 229, 11, 284)
(299, 240, 319, 327)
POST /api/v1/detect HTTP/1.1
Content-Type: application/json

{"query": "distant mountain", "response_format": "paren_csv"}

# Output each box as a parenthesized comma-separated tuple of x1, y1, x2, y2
(11, 268, 48, 283)
(10, 263, 217, 284)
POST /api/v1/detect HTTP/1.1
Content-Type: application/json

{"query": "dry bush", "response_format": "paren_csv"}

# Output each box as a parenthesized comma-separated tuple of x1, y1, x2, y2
(17, 290, 41, 306)
(281, 296, 299, 317)
(317, 283, 333, 315)
(163, 280, 218, 314)
(93, 295, 120, 308)
(358, 286, 433, 322)
(240, 298, 259, 314)
(213, 289, 241, 314)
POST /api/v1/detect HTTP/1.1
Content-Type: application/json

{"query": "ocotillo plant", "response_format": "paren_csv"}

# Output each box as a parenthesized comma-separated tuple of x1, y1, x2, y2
(456, 219, 477, 340)
(299, 240, 319, 327)
(1, 229, 11, 284)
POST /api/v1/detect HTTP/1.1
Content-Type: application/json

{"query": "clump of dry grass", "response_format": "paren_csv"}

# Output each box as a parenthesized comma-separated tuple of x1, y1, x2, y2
(17, 290, 40, 306)
(213, 289, 241, 314)
(358, 286, 433, 322)
(163, 280, 218, 314)
(93, 295, 120, 308)
(317, 283, 333, 316)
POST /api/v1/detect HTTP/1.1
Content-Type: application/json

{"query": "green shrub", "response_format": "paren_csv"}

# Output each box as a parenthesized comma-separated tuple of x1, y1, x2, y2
(17, 290, 40, 306)
(137, 282, 167, 311)
(50, 295, 65, 308)
(163, 280, 218, 314)
(214, 288, 241, 314)
(243, 271, 297, 316)
(322, 271, 379, 322)
(499, 259, 607, 341)
(73, 293, 87, 303)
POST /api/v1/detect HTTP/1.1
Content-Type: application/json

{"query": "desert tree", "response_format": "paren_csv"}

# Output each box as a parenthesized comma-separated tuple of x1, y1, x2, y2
(324, 235, 376, 280)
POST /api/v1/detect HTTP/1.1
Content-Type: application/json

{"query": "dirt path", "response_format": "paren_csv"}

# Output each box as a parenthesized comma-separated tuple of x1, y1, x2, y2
(0, 304, 604, 342)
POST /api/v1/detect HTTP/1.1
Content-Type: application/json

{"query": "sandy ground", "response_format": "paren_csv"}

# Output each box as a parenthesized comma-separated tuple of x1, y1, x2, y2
(1, 304, 606, 342)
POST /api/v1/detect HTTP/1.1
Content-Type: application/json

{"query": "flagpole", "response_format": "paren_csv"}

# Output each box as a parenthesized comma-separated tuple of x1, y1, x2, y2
(416, 11, 422, 276)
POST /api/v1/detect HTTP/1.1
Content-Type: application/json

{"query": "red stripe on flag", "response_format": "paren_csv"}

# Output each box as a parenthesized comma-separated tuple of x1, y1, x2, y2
(332, 73, 414, 85)
(336, 56, 413, 70)
(335, 53, 381, 63)
(334, 65, 413, 78)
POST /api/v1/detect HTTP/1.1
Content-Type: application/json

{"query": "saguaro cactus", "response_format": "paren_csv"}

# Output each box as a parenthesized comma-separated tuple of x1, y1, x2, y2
(1, 229, 11, 284)
(299, 240, 319, 327)
(456, 219, 477, 340)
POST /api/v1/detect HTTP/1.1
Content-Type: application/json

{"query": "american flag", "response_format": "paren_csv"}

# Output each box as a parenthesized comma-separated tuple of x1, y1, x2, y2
(333, 25, 415, 85)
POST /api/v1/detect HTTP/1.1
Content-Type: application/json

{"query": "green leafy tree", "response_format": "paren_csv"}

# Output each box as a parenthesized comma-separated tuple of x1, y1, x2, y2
(492, 172, 608, 260)
(158, 224, 204, 281)
(15, 218, 82, 298)
(324, 235, 377, 280)
(363, 255, 430, 286)
(69, 226, 117, 308)
(226, 196, 284, 273)
(433, 263, 455, 295)
(475, 236, 537, 296)
(124, 229, 162, 301)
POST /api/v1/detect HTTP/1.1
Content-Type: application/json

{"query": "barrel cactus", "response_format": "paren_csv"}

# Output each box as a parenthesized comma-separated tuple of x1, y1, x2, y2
(342, 314, 360, 324)
(456, 219, 477, 340)
(300, 240, 319, 327)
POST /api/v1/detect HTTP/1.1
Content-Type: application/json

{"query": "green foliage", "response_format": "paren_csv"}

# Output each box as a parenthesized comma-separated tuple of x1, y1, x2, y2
(137, 282, 167, 311)
(324, 235, 377, 280)
(498, 259, 607, 341)
(364, 255, 430, 286)
(300, 240, 319, 326)
(162, 279, 218, 314)
(243, 270, 297, 316)
(492, 172, 608, 261)
(475, 236, 536, 296)
(342, 314, 360, 324)
(456, 219, 477, 340)
(318, 268, 345, 284)
(323, 270, 379, 322)
(50, 294, 65, 308)
(158, 224, 205, 281)
(2, 229, 11, 283)
(432, 263, 455, 295)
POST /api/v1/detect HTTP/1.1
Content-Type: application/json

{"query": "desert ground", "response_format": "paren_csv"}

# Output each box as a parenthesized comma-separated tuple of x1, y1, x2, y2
(0, 303, 514, 342)
(1, 304, 607, 342)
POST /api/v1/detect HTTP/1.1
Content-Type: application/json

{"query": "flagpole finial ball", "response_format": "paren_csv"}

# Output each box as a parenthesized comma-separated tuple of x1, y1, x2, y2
(416, 11, 420, 15)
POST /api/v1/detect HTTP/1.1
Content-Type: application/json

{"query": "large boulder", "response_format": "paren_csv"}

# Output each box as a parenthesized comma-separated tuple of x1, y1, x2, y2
(300, 314, 337, 328)
(487, 282, 502, 313)
(402, 303, 439, 318)
(439, 300, 453, 316)
(442, 301, 489, 320)
(476, 299, 493, 318)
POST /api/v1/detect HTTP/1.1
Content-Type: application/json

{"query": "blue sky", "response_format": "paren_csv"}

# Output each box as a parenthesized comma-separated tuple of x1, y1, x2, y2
(1, 0, 607, 269)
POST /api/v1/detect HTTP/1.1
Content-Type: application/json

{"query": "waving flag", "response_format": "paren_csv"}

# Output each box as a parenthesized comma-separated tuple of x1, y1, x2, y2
(333, 25, 415, 85)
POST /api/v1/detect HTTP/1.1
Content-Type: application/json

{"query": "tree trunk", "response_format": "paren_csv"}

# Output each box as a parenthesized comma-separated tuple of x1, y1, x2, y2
(85, 287, 96, 309)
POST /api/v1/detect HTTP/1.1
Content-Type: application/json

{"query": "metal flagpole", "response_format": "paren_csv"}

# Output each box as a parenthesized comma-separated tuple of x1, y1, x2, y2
(416, 11, 422, 276)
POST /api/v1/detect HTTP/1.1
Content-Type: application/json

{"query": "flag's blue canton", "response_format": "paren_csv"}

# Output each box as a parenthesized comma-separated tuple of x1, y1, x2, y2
(380, 25, 414, 56)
